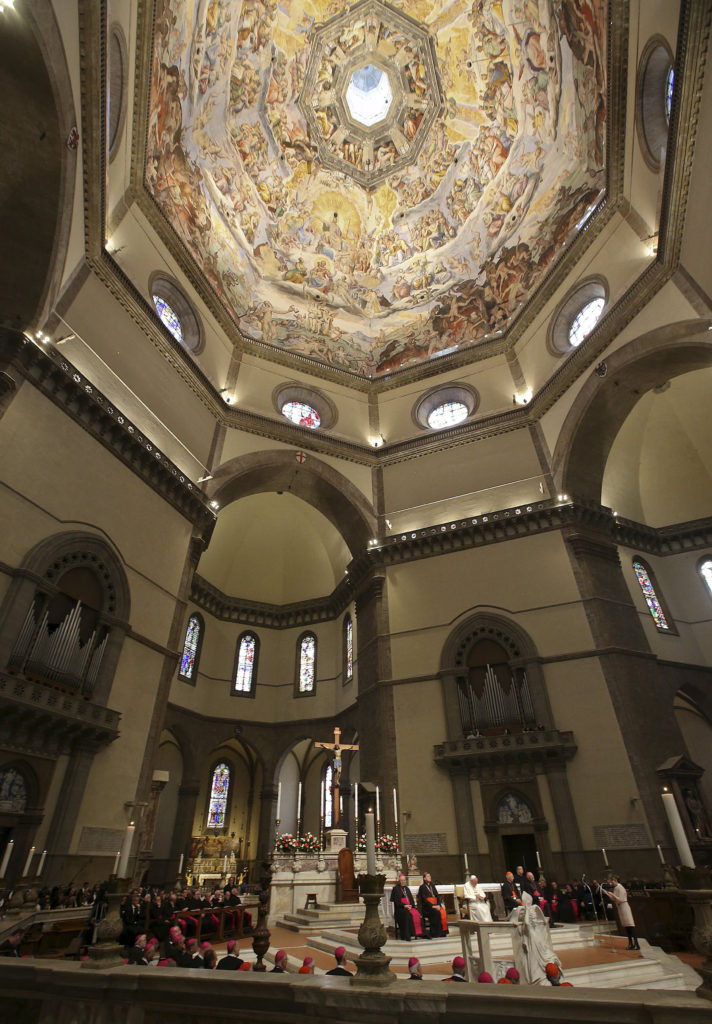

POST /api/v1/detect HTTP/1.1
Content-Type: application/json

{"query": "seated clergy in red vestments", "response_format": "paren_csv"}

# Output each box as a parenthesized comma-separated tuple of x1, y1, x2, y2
(390, 874, 422, 940)
(418, 872, 448, 937)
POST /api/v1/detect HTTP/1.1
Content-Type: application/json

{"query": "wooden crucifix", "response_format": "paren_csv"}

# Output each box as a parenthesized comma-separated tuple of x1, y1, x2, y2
(315, 726, 359, 829)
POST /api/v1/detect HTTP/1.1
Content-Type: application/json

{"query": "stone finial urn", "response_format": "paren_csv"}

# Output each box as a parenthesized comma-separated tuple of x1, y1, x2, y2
(82, 881, 126, 969)
(351, 873, 395, 985)
(675, 866, 712, 1001)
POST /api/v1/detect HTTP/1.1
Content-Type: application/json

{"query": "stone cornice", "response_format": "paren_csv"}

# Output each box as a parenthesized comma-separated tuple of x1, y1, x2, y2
(190, 500, 712, 627)
(433, 730, 578, 776)
(0, 329, 217, 536)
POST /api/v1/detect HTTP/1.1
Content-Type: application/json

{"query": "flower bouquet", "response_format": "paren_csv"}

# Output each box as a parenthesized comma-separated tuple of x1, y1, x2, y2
(275, 833, 299, 853)
(299, 831, 321, 853)
(377, 834, 399, 854)
(357, 833, 367, 852)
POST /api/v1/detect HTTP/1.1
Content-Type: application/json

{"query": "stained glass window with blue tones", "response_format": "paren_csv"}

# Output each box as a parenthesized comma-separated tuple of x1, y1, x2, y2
(569, 297, 604, 346)
(344, 615, 353, 681)
(633, 560, 670, 631)
(665, 67, 674, 123)
(234, 634, 256, 693)
(701, 559, 712, 598)
(180, 614, 201, 679)
(282, 401, 321, 429)
(427, 401, 469, 429)
(207, 762, 230, 829)
(324, 764, 333, 828)
(299, 634, 316, 692)
(152, 294, 183, 343)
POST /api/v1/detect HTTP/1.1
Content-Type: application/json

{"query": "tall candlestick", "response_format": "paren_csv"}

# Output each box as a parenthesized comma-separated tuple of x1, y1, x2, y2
(117, 822, 135, 878)
(365, 812, 376, 875)
(662, 790, 695, 867)
(321, 780, 325, 818)
(602, 848, 609, 866)
(276, 781, 281, 821)
(223, 855, 227, 872)
(375, 785, 380, 822)
(0, 840, 14, 878)
(464, 852, 468, 874)
(297, 781, 302, 819)
(393, 787, 398, 823)
(113, 850, 120, 875)
(37, 850, 47, 875)
(536, 849, 542, 869)
(656, 844, 665, 865)
(23, 845, 35, 877)
(178, 853, 184, 874)
(354, 785, 358, 821)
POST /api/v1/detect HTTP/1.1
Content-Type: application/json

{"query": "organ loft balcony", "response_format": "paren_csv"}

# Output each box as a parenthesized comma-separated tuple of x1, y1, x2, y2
(434, 729, 578, 779)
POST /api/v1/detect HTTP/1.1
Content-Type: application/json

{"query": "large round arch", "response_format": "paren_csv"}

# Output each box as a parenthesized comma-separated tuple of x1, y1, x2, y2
(552, 320, 712, 504)
(209, 450, 377, 558)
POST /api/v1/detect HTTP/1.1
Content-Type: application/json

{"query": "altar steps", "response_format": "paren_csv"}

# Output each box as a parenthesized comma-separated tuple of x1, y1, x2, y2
(276, 901, 365, 934)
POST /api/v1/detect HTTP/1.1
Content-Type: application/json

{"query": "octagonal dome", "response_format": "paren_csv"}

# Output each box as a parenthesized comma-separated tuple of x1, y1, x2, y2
(145, 0, 608, 380)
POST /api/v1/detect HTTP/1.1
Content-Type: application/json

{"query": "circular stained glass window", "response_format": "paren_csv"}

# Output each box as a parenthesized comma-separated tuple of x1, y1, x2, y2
(152, 294, 183, 343)
(427, 401, 469, 430)
(665, 66, 674, 123)
(282, 401, 321, 429)
(568, 297, 604, 347)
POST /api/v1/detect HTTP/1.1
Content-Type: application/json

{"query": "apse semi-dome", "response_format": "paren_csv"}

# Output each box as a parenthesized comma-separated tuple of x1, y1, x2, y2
(145, 0, 608, 379)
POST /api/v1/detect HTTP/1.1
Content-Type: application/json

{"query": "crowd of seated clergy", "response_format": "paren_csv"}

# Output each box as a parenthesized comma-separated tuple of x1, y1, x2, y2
(119, 880, 252, 949)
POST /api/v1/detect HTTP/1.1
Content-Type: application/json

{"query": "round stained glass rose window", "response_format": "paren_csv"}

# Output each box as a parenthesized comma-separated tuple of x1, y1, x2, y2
(568, 297, 604, 347)
(281, 401, 321, 429)
(427, 401, 469, 429)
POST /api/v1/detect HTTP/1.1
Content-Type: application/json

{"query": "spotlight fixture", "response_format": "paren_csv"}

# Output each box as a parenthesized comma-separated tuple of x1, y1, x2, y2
(210, 500, 219, 510)
(197, 475, 213, 483)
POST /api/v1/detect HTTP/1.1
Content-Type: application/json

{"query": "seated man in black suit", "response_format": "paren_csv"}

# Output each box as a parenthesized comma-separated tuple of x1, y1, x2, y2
(216, 939, 243, 970)
(418, 872, 448, 937)
(325, 945, 352, 976)
(501, 870, 523, 914)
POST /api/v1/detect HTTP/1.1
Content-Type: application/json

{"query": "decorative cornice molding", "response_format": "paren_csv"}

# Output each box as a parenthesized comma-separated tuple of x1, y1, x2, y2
(0, 329, 217, 535)
(190, 499, 712, 627)
(433, 730, 578, 775)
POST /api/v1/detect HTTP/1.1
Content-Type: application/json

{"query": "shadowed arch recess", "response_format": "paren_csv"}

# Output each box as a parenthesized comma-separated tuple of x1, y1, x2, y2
(553, 322, 712, 504)
(209, 450, 377, 558)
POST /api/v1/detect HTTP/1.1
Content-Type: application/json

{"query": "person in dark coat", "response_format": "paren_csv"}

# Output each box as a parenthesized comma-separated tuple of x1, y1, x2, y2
(0, 929, 23, 957)
(390, 874, 422, 940)
(270, 948, 288, 973)
(418, 872, 448, 937)
(216, 939, 244, 970)
(501, 871, 523, 914)
(325, 945, 352, 976)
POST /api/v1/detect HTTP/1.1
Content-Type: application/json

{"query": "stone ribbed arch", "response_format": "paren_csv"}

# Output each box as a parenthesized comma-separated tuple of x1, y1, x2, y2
(552, 320, 712, 503)
(440, 611, 551, 740)
(209, 449, 377, 558)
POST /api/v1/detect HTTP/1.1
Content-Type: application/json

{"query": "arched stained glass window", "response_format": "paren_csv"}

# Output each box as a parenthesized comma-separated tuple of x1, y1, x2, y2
(179, 613, 202, 681)
(152, 294, 183, 343)
(323, 763, 333, 828)
(298, 633, 316, 693)
(633, 559, 671, 631)
(344, 614, 353, 682)
(665, 66, 674, 122)
(700, 558, 712, 598)
(207, 762, 230, 829)
(234, 633, 257, 694)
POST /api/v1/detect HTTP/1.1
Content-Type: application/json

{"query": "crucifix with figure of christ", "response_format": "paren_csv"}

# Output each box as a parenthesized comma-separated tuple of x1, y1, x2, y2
(315, 726, 358, 828)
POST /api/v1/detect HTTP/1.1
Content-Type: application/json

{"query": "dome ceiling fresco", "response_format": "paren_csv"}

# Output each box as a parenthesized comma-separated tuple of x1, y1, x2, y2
(146, 0, 607, 379)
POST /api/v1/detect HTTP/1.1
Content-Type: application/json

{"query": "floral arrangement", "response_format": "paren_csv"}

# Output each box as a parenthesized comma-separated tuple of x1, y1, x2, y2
(357, 833, 367, 852)
(299, 832, 321, 853)
(377, 834, 399, 854)
(275, 833, 299, 853)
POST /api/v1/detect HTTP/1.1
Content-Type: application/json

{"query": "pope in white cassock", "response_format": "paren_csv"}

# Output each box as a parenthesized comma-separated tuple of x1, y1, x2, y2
(462, 875, 492, 922)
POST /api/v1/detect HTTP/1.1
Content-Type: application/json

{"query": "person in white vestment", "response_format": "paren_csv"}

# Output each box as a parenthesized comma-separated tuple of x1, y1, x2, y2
(462, 875, 492, 922)
(511, 903, 562, 985)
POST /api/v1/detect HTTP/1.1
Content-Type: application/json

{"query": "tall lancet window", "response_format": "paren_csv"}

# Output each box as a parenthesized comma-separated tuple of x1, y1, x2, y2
(233, 632, 258, 695)
(297, 633, 316, 694)
(700, 558, 712, 599)
(343, 614, 353, 683)
(179, 613, 203, 681)
(323, 763, 333, 828)
(632, 558, 672, 632)
(207, 762, 230, 829)
(456, 638, 535, 735)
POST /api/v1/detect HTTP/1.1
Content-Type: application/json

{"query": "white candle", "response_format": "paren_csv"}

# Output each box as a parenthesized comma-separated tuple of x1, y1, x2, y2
(321, 780, 325, 817)
(536, 850, 542, 869)
(464, 852, 469, 873)
(0, 840, 14, 878)
(223, 855, 227, 872)
(297, 781, 302, 819)
(365, 812, 376, 875)
(37, 850, 47, 875)
(662, 790, 695, 867)
(178, 853, 184, 873)
(393, 787, 398, 823)
(23, 846, 35, 877)
(276, 781, 281, 820)
(113, 851, 120, 874)
(117, 822, 135, 878)
(602, 848, 609, 866)
(354, 785, 358, 821)
(656, 844, 665, 865)
(375, 785, 380, 822)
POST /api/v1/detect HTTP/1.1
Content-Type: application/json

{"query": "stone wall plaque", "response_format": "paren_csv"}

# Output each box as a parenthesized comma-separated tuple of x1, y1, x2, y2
(593, 824, 650, 849)
(78, 826, 124, 855)
(404, 832, 448, 855)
